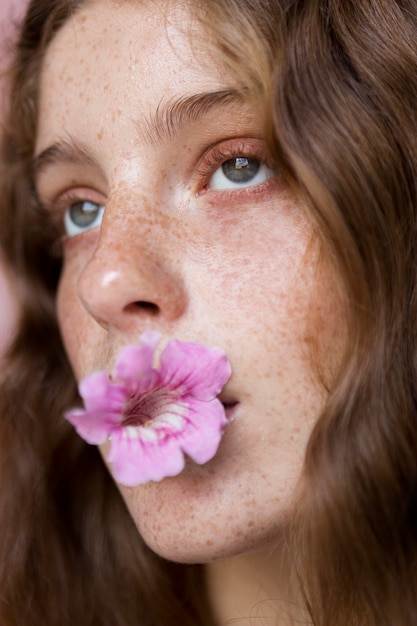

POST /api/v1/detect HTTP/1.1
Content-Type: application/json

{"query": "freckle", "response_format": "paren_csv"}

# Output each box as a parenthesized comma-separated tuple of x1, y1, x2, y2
(97, 130, 103, 140)
(206, 540, 213, 547)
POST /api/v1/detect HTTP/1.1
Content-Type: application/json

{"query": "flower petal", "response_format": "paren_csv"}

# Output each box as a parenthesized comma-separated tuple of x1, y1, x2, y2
(65, 407, 119, 445)
(178, 398, 227, 464)
(160, 340, 231, 400)
(108, 427, 185, 485)
(114, 331, 160, 392)
(79, 371, 126, 413)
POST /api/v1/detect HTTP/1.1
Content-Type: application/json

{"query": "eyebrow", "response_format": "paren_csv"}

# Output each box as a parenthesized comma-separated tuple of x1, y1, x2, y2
(141, 88, 245, 144)
(32, 88, 247, 177)
(32, 138, 99, 180)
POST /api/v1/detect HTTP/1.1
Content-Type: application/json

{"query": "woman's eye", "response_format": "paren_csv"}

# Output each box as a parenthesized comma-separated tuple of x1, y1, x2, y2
(64, 200, 105, 237)
(209, 157, 274, 191)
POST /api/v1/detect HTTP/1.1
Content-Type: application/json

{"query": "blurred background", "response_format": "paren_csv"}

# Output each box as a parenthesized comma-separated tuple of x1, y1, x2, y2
(0, 0, 28, 355)
(0, 0, 26, 63)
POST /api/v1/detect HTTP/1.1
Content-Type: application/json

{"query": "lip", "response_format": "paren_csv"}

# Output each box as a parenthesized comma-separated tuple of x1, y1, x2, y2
(221, 401, 239, 421)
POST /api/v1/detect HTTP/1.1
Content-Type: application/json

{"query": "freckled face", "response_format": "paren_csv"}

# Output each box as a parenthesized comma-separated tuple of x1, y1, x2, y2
(35, 0, 343, 562)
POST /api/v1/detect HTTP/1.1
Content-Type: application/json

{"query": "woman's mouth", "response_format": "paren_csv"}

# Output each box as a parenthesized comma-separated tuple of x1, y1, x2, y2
(65, 331, 233, 486)
(221, 401, 239, 420)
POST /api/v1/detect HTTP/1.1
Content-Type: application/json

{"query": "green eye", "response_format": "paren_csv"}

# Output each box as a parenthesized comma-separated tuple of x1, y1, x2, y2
(64, 201, 105, 236)
(222, 157, 260, 184)
(209, 157, 273, 190)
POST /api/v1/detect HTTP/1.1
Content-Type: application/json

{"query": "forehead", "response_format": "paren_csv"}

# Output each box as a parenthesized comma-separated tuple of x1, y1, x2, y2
(37, 0, 231, 149)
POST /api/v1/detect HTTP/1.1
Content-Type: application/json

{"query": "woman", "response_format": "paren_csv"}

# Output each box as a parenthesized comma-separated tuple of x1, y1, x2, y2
(0, 0, 416, 624)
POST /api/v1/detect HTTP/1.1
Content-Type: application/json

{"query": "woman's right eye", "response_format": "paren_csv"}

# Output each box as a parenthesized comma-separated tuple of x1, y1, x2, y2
(64, 200, 105, 237)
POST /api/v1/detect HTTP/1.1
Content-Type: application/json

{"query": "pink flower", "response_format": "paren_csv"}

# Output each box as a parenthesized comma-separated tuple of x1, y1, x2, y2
(65, 331, 232, 486)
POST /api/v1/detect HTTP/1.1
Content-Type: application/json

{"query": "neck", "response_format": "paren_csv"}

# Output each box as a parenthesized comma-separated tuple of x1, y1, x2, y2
(205, 546, 305, 625)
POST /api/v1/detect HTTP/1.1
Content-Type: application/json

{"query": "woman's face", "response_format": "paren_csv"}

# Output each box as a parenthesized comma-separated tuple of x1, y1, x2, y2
(35, 0, 343, 562)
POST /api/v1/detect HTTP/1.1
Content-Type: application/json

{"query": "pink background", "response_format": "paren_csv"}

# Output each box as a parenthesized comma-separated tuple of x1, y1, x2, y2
(0, 0, 26, 32)
(0, 0, 28, 355)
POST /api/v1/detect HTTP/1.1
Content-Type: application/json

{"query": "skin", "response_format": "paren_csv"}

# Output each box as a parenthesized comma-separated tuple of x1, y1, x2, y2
(34, 0, 344, 619)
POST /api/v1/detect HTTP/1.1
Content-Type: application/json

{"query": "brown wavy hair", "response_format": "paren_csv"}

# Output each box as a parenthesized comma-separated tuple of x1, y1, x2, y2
(1, 0, 417, 624)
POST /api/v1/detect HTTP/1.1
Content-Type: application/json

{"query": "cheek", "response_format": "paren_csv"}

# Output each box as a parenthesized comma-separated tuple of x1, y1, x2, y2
(196, 225, 321, 378)
(56, 265, 84, 378)
(56, 241, 98, 380)
(219, 202, 313, 313)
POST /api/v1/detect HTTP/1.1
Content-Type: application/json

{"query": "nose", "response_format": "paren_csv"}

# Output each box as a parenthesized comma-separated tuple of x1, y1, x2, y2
(77, 205, 188, 333)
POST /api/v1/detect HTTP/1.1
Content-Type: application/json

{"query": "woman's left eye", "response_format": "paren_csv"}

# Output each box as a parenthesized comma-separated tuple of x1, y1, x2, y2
(209, 157, 274, 191)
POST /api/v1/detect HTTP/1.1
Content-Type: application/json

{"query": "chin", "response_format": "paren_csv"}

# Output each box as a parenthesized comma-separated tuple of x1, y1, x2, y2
(115, 464, 287, 565)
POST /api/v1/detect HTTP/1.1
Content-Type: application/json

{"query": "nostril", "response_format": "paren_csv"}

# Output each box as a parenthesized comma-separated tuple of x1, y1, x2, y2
(133, 301, 160, 316)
